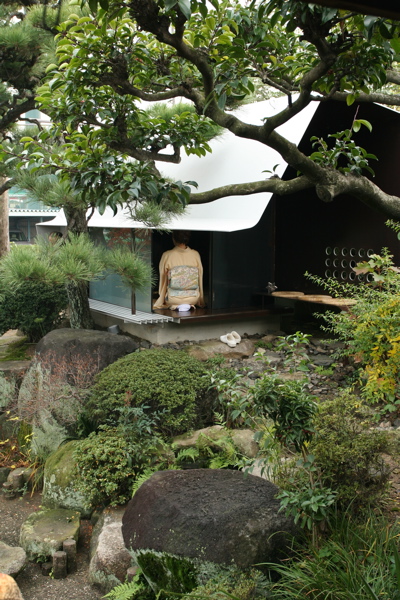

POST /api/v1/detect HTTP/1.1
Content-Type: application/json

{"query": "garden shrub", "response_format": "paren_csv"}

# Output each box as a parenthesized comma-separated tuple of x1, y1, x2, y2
(74, 406, 172, 506)
(309, 389, 391, 511)
(306, 249, 400, 411)
(86, 348, 212, 437)
(0, 281, 68, 342)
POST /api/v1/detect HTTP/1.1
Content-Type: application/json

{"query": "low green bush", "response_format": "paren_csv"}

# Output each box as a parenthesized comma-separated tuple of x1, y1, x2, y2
(86, 348, 212, 437)
(310, 389, 391, 511)
(74, 405, 172, 506)
(0, 281, 68, 342)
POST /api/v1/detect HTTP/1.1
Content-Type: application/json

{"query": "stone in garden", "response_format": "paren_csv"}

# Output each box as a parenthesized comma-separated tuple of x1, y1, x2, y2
(0, 573, 24, 600)
(122, 469, 298, 591)
(42, 440, 92, 518)
(35, 328, 138, 374)
(185, 338, 255, 361)
(7, 467, 32, 491)
(0, 467, 11, 485)
(19, 508, 80, 562)
(0, 542, 27, 577)
(89, 507, 133, 594)
(173, 426, 259, 459)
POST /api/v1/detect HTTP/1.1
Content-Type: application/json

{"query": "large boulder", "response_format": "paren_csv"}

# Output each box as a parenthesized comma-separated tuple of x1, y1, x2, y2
(0, 542, 27, 577)
(42, 441, 92, 518)
(89, 507, 133, 593)
(18, 329, 138, 432)
(35, 328, 138, 374)
(122, 469, 298, 592)
(20, 508, 80, 561)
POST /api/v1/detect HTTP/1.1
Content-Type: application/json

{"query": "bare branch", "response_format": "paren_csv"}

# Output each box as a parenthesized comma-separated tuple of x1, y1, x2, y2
(189, 175, 314, 204)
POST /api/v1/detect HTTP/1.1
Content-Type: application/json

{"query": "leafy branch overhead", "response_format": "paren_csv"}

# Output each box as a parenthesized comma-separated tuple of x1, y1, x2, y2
(2, 0, 400, 219)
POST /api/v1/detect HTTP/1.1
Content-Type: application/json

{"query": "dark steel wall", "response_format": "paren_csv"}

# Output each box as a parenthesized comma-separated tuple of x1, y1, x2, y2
(273, 101, 400, 293)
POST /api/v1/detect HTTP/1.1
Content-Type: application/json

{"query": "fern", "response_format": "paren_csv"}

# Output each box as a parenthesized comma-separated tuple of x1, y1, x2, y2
(131, 467, 162, 497)
(103, 578, 143, 600)
(174, 446, 201, 464)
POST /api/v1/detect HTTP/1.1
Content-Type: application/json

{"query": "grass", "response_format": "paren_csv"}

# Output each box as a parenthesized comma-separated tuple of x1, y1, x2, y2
(0, 339, 33, 361)
(263, 512, 400, 600)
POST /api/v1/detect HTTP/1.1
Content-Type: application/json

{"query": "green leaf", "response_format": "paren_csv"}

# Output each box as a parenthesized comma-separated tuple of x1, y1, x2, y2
(354, 119, 373, 133)
(217, 91, 227, 110)
(178, 0, 191, 19)
(346, 94, 356, 106)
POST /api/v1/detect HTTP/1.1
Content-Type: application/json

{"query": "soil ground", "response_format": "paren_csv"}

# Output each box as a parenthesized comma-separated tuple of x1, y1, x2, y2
(0, 491, 103, 600)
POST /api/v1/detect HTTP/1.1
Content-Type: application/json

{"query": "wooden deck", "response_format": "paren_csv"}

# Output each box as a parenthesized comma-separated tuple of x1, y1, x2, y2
(153, 305, 288, 323)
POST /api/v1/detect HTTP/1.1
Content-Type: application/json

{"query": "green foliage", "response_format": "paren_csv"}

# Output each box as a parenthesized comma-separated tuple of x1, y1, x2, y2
(73, 410, 168, 506)
(0, 280, 67, 342)
(173, 430, 243, 470)
(104, 246, 154, 291)
(0, 339, 32, 362)
(274, 331, 311, 373)
(310, 390, 391, 510)
(251, 374, 317, 452)
(277, 480, 337, 532)
(267, 514, 400, 600)
(306, 249, 400, 411)
(104, 569, 154, 600)
(310, 121, 378, 177)
(181, 566, 271, 600)
(86, 348, 211, 437)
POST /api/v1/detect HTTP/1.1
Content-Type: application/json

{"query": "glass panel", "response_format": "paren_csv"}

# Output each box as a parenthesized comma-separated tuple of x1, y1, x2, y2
(89, 228, 152, 312)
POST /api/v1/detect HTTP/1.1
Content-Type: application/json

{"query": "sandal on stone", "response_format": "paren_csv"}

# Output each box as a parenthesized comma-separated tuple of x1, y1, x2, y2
(231, 331, 241, 344)
(220, 333, 237, 348)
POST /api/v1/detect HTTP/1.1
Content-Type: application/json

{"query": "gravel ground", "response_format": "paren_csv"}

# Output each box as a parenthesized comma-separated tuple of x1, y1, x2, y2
(1, 492, 103, 600)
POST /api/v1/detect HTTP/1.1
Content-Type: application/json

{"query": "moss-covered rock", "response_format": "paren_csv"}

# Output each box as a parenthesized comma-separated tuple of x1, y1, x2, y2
(43, 441, 92, 517)
(19, 508, 80, 561)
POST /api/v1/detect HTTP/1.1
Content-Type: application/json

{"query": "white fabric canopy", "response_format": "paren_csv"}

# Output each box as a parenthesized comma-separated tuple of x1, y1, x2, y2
(37, 96, 318, 233)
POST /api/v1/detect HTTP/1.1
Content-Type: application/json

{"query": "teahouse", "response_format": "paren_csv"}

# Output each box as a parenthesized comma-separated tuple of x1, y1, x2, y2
(37, 96, 400, 343)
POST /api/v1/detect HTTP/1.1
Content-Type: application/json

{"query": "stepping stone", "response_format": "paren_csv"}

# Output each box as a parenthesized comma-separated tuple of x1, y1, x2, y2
(19, 508, 80, 561)
(0, 541, 27, 577)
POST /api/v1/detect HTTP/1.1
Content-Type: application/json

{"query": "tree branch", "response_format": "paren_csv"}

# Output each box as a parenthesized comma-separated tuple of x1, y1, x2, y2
(189, 175, 314, 204)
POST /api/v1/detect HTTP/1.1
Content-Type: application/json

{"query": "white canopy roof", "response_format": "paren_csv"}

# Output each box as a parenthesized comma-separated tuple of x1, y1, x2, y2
(37, 96, 318, 233)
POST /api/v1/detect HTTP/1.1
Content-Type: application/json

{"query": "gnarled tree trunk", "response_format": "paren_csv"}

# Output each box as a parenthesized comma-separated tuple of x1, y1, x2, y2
(63, 205, 94, 330)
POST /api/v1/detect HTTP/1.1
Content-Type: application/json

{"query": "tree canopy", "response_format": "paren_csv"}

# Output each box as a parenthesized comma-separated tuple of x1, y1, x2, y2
(5, 0, 400, 219)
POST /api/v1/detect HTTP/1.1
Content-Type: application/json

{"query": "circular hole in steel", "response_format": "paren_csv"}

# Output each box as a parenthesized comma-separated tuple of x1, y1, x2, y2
(366, 273, 374, 282)
(325, 270, 332, 278)
(358, 248, 365, 258)
(341, 260, 348, 268)
(341, 271, 347, 280)
(333, 259, 340, 267)
(358, 274, 364, 281)
(326, 247, 332, 255)
(325, 259, 331, 267)
(350, 248, 356, 257)
(333, 270, 339, 278)
(333, 247, 340, 256)
(367, 249, 374, 257)
(342, 248, 348, 256)
(349, 272, 356, 281)
(350, 260, 357, 269)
